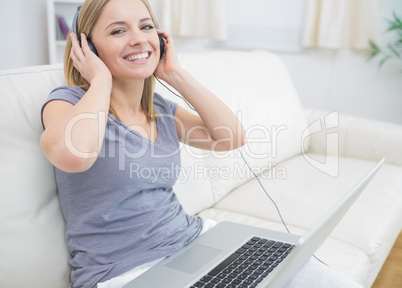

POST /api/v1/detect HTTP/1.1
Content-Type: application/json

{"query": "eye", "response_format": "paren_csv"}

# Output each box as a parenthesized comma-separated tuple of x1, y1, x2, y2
(111, 29, 125, 35)
(141, 24, 154, 31)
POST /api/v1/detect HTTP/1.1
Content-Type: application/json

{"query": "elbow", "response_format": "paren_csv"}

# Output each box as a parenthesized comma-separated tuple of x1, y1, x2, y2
(55, 153, 95, 174)
(232, 124, 247, 150)
(213, 133, 247, 152)
(233, 132, 247, 150)
(40, 133, 96, 173)
(239, 133, 247, 148)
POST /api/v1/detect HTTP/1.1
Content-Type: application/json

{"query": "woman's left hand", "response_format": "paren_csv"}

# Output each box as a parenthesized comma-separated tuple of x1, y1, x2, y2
(152, 31, 247, 152)
(154, 30, 182, 84)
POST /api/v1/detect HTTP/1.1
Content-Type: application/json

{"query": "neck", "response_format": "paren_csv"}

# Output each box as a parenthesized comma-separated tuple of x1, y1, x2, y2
(110, 78, 145, 118)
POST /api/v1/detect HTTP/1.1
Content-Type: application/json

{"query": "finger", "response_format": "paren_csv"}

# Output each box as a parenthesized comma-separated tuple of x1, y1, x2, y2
(156, 29, 166, 35)
(79, 33, 91, 56)
(80, 33, 98, 57)
(156, 29, 167, 42)
(70, 32, 77, 42)
(156, 29, 172, 42)
(69, 47, 81, 71)
(70, 33, 84, 60)
(70, 47, 80, 66)
(69, 34, 85, 73)
(70, 32, 80, 49)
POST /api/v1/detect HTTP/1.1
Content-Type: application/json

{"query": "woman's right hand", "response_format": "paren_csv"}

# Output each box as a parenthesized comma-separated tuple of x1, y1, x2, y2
(69, 32, 112, 85)
(40, 33, 113, 173)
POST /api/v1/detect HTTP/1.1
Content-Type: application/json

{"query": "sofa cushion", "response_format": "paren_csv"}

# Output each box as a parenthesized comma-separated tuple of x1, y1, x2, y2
(0, 65, 70, 288)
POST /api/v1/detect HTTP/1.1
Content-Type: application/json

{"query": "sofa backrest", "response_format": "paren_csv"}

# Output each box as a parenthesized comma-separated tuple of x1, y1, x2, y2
(0, 64, 70, 288)
(0, 51, 307, 288)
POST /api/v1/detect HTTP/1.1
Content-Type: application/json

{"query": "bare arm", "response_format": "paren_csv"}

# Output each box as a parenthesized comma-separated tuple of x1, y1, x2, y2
(172, 71, 246, 151)
(40, 33, 112, 173)
(155, 31, 246, 151)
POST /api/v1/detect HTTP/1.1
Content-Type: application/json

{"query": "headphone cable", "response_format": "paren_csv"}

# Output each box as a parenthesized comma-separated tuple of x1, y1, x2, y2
(237, 147, 291, 234)
(154, 74, 196, 112)
(238, 147, 328, 266)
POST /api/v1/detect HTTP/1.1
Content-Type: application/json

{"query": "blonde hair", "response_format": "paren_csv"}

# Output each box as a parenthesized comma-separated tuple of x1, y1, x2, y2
(64, 0, 159, 121)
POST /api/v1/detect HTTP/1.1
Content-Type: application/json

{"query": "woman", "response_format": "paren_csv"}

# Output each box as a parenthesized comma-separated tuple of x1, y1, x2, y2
(40, 0, 363, 287)
(40, 0, 245, 287)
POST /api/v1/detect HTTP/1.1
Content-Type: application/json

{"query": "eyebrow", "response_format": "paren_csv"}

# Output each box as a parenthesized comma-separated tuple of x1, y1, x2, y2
(104, 18, 153, 31)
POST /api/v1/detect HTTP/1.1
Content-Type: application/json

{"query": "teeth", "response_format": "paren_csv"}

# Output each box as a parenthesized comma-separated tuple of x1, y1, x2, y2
(125, 52, 149, 61)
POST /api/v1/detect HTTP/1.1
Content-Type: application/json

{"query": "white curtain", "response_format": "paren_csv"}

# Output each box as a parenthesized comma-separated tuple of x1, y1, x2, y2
(302, 0, 379, 50)
(152, 0, 228, 40)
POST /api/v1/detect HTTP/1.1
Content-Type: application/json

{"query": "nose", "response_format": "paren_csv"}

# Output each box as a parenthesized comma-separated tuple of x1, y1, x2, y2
(129, 29, 147, 46)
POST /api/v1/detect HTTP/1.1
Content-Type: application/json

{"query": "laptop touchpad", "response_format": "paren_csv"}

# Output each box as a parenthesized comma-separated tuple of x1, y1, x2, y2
(165, 244, 222, 274)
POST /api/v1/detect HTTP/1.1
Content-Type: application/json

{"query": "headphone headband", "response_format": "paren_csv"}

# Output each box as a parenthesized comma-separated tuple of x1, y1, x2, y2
(72, 5, 99, 56)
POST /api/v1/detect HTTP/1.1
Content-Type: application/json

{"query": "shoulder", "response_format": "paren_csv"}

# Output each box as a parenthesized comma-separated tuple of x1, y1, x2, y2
(41, 86, 86, 128)
(47, 86, 86, 106)
(153, 93, 178, 115)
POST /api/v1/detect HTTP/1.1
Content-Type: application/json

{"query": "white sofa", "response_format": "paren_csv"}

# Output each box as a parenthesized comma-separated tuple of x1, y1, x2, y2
(1, 51, 401, 288)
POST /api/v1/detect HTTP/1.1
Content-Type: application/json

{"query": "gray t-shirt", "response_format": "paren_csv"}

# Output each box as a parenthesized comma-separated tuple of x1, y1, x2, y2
(42, 86, 203, 288)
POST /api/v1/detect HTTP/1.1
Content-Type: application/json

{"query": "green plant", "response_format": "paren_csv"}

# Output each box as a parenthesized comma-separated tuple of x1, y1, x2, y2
(368, 11, 402, 69)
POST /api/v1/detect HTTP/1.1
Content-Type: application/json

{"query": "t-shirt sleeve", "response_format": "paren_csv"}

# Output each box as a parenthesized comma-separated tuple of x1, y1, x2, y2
(45, 86, 85, 106)
(154, 93, 178, 116)
(41, 86, 85, 129)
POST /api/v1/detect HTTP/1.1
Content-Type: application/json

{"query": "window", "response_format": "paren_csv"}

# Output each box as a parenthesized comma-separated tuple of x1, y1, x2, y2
(208, 0, 307, 52)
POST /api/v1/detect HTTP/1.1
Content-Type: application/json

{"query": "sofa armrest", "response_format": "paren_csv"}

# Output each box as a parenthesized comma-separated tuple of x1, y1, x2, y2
(304, 108, 402, 166)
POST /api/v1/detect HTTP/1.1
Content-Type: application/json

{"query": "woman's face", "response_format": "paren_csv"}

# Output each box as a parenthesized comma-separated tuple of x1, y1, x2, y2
(91, 0, 160, 80)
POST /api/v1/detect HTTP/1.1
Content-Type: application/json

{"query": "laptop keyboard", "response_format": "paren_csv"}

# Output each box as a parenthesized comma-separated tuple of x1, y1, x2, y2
(190, 236, 294, 288)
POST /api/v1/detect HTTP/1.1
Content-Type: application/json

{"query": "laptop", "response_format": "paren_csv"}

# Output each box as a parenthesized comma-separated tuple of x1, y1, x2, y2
(123, 159, 384, 288)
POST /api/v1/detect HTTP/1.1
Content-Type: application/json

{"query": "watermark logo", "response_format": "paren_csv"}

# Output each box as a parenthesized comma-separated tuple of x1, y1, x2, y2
(60, 109, 340, 180)
(301, 110, 339, 177)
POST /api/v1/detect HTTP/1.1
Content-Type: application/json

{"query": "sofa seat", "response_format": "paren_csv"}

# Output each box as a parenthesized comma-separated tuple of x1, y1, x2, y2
(189, 155, 402, 287)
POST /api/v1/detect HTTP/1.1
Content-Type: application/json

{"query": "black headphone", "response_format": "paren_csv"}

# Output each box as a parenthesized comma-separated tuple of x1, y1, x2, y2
(72, 6, 165, 59)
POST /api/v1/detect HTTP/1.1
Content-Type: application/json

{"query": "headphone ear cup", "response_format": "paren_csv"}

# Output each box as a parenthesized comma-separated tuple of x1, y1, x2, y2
(158, 34, 165, 59)
(87, 39, 99, 56)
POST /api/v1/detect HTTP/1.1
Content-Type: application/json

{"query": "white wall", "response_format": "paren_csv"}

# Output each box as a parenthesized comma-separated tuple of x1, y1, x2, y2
(279, 49, 402, 125)
(0, 0, 401, 125)
(162, 0, 402, 125)
(0, 0, 49, 70)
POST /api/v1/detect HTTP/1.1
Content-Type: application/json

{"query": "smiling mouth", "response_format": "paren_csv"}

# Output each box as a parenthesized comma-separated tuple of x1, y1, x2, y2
(124, 52, 150, 62)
